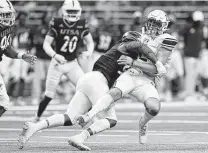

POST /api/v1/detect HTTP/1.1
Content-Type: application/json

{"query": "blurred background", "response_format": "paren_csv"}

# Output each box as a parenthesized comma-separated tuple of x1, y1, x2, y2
(3, 0, 208, 105)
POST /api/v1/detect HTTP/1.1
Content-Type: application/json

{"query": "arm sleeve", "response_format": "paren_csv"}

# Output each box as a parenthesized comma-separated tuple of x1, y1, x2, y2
(161, 37, 178, 70)
(4, 46, 18, 58)
(117, 41, 158, 64)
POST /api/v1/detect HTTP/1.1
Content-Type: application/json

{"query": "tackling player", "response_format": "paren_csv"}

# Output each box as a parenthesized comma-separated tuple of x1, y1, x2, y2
(18, 30, 166, 150)
(33, 0, 94, 122)
(76, 10, 178, 145)
(0, 0, 37, 117)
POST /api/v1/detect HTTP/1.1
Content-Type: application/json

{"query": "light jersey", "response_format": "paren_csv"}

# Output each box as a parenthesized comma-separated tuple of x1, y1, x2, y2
(136, 32, 178, 80)
(0, 26, 15, 61)
(47, 17, 90, 61)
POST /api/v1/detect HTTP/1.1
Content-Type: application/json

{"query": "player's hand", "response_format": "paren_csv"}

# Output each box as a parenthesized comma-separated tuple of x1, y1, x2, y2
(79, 51, 92, 60)
(117, 55, 133, 66)
(54, 54, 67, 64)
(22, 53, 37, 65)
(155, 61, 167, 76)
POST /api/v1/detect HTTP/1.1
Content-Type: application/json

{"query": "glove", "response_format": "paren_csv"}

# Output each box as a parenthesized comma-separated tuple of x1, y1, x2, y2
(155, 61, 167, 76)
(53, 54, 67, 64)
(22, 53, 37, 65)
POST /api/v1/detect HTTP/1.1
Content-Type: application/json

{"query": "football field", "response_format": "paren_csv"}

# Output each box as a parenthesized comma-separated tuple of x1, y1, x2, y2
(0, 102, 208, 153)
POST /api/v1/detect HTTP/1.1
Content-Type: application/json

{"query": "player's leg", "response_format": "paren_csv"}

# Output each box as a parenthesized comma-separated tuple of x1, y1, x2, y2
(35, 59, 62, 121)
(32, 59, 44, 105)
(0, 75, 10, 117)
(65, 59, 85, 86)
(18, 90, 91, 149)
(80, 71, 135, 123)
(131, 83, 160, 144)
(69, 105, 117, 151)
(68, 71, 112, 151)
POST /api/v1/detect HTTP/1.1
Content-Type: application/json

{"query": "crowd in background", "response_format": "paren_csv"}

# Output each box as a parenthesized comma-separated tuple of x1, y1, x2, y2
(1, 1, 208, 105)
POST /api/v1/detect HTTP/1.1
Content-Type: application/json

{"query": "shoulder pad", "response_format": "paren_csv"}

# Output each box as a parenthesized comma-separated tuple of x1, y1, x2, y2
(76, 19, 89, 29)
(49, 17, 62, 28)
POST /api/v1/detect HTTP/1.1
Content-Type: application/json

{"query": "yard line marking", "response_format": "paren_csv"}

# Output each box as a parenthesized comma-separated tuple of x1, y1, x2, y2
(174, 142, 208, 145)
(148, 133, 180, 136)
(0, 128, 207, 135)
(8, 102, 208, 111)
(6, 111, 208, 117)
(1, 140, 208, 145)
(0, 138, 17, 141)
(41, 135, 129, 139)
(116, 112, 208, 117)
(1, 116, 208, 124)
(119, 120, 208, 124)
(98, 134, 129, 137)
(42, 134, 178, 138)
(32, 141, 136, 144)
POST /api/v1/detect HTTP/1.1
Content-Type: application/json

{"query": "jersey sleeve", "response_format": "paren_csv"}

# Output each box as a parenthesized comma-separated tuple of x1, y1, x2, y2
(46, 18, 58, 38)
(82, 20, 90, 37)
(117, 40, 158, 63)
(161, 35, 178, 52)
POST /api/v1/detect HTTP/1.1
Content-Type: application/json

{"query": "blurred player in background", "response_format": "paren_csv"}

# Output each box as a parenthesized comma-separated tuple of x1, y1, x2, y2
(76, 10, 177, 145)
(92, 21, 115, 64)
(12, 11, 34, 105)
(0, 0, 37, 117)
(33, 0, 94, 122)
(18, 30, 167, 150)
(158, 14, 184, 101)
(180, 11, 204, 100)
(132, 11, 143, 31)
(31, 12, 51, 105)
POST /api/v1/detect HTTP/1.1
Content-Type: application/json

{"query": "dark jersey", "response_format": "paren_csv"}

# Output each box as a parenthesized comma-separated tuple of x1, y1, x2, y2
(14, 26, 32, 50)
(93, 40, 138, 87)
(33, 24, 51, 60)
(47, 17, 89, 61)
(94, 32, 115, 53)
(0, 26, 15, 61)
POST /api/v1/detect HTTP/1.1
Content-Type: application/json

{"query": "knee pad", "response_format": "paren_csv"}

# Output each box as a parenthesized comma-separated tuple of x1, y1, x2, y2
(106, 118, 117, 128)
(144, 98, 161, 116)
(108, 87, 122, 101)
(63, 114, 73, 126)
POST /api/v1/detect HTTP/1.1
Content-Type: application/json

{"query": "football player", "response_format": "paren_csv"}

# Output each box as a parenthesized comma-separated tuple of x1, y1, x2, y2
(18, 30, 166, 150)
(0, 0, 37, 117)
(92, 23, 115, 63)
(76, 10, 178, 145)
(33, 0, 94, 122)
(12, 11, 33, 105)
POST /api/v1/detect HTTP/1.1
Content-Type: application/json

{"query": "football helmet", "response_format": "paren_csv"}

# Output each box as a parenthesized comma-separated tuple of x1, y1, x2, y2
(61, 0, 82, 23)
(192, 10, 204, 22)
(0, 0, 15, 27)
(122, 31, 141, 42)
(145, 10, 169, 37)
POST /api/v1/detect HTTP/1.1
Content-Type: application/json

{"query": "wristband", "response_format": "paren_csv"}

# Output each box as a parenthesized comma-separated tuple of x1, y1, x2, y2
(17, 52, 25, 59)
(52, 53, 56, 58)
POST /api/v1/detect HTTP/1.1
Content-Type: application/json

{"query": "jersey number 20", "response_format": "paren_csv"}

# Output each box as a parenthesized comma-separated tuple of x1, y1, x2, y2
(61, 36, 78, 53)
